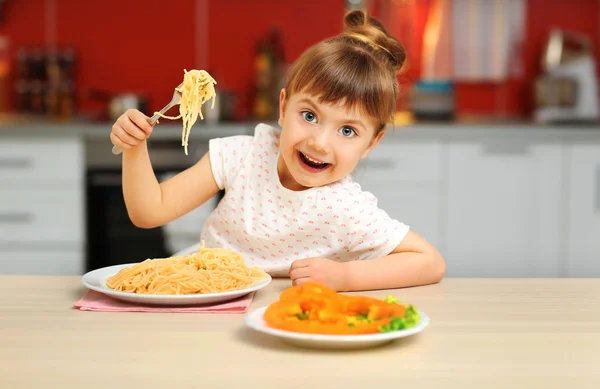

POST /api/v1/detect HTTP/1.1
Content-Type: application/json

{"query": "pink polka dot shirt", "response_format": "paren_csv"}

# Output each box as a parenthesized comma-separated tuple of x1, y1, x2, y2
(202, 123, 409, 276)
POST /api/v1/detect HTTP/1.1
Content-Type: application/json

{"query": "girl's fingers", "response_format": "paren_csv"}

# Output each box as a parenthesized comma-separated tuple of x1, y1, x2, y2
(289, 266, 311, 280)
(110, 131, 132, 150)
(122, 117, 149, 141)
(113, 125, 140, 146)
(126, 109, 154, 135)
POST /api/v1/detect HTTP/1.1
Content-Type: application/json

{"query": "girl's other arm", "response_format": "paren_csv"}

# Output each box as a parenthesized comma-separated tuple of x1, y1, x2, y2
(343, 230, 446, 291)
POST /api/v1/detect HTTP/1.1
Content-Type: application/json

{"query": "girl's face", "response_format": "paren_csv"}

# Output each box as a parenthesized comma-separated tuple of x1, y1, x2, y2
(276, 89, 385, 191)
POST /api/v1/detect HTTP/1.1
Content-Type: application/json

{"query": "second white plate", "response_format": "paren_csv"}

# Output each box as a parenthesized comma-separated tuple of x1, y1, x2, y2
(82, 264, 272, 306)
(244, 306, 430, 350)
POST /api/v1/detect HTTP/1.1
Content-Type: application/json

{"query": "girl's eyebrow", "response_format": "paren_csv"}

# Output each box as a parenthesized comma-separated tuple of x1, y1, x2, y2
(343, 118, 367, 130)
(297, 97, 321, 114)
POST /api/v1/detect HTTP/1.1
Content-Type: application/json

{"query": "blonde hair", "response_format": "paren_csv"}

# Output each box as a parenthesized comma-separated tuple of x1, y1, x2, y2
(284, 9, 405, 132)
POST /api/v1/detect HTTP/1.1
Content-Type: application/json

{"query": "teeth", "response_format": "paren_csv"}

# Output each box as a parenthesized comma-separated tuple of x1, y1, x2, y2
(303, 152, 326, 165)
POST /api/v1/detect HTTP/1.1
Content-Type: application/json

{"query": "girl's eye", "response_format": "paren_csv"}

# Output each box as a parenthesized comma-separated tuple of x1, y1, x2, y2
(302, 111, 317, 123)
(338, 126, 357, 137)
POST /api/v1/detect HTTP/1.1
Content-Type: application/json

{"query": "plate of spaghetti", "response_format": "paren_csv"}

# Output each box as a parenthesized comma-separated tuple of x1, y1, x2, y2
(244, 283, 430, 349)
(82, 245, 271, 306)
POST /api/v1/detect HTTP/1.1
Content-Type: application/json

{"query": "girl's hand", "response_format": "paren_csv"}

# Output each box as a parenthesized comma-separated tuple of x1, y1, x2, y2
(110, 109, 154, 150)
(289, 257, 349, 291)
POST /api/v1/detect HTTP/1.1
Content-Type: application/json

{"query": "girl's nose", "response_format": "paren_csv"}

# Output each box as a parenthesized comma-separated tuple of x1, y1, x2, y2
(307, 129, 331, 154)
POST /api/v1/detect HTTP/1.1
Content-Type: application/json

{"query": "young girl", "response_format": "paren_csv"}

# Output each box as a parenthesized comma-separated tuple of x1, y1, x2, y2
(109, 10, 446, 292)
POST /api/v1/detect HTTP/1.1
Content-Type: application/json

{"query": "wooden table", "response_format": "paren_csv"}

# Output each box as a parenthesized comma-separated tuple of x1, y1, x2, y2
(1, 276, 599, 389)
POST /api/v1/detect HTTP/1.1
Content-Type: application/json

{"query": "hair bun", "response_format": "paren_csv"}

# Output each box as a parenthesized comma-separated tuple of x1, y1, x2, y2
(344, 8, 369, 29)
(343, 9, 405, 72)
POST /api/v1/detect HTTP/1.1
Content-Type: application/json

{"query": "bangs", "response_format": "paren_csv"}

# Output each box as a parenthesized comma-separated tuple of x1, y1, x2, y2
(285, 43, 397, 129)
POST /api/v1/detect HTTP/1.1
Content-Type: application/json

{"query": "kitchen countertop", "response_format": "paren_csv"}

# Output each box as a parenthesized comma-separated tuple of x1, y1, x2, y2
(1, 276, 599, 388)
(0, 117, 599, 142)
(0, 120, 258, 140)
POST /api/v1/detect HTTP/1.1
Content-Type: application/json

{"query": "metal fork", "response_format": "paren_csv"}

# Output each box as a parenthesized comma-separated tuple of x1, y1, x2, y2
(111, 82, 184, 155)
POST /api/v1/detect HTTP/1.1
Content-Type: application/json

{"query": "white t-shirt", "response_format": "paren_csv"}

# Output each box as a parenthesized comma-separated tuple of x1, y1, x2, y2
(202, 123, 409, 276)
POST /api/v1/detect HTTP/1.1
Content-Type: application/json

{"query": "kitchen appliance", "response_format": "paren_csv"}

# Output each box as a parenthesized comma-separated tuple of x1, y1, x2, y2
(534, 29, 599, 124)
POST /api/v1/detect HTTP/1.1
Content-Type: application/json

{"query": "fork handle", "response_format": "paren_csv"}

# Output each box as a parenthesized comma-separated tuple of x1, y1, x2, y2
(111, 145, 123, 155)
(111, 102, 177, 156)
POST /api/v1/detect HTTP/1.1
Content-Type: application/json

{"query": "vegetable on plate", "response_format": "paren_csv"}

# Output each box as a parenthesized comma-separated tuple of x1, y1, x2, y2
(263, 283, 420, 335)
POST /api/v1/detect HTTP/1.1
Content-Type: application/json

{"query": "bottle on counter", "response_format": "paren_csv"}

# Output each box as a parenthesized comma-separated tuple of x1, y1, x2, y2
(251, 26, 286, 121)
(29, 81, 45, 114)
(0, 36, 9, 113)
(16, 48, 30, 81)
(15, 80, 30, 113)
(60, 48, 76, 82)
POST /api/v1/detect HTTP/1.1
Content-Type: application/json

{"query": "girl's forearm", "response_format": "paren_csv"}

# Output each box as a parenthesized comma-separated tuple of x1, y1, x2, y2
(343, 250, 446, 292)
(122, 141, 163, 226)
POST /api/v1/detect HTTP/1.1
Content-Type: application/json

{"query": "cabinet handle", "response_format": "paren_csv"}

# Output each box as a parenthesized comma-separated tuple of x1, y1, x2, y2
(0, 157, 33, 169)
(0, 213, 34, 223)
(482, 141, 530, 155)
(364, 158, 396, 169)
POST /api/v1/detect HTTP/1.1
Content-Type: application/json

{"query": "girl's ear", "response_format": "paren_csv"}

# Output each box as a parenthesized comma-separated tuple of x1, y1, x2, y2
(278, 88, 287, 127)
(361, 130, 385, 159)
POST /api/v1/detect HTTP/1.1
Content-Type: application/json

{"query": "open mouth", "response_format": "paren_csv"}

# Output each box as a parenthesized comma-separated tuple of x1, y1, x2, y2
(297, 151, 331, 172)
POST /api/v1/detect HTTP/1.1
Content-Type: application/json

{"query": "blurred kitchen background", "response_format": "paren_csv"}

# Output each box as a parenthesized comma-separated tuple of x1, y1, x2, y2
(0, 0, 598, 278)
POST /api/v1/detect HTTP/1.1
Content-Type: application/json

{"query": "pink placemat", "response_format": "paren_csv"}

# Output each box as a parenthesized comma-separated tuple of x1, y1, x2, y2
(74, 290, 254, 313)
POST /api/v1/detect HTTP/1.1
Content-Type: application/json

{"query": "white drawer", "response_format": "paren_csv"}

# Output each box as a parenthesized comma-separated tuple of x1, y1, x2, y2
(0, 249, 83, 275)
(0, 189, 83, 243)
(0, 137, 83, 182)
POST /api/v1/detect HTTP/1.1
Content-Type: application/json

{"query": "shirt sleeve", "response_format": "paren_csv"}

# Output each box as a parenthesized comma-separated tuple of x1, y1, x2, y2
(208, 135, 254, 191)
(343, 190, 410, 261)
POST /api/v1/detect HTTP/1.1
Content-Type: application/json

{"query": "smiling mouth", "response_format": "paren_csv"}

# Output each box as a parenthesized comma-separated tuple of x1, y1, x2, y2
(298, 151, 331, 171)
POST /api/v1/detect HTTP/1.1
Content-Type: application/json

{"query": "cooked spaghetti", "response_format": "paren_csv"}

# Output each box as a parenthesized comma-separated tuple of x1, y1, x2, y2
(106, 245, 265, 295)
(156, 69, 217, 155)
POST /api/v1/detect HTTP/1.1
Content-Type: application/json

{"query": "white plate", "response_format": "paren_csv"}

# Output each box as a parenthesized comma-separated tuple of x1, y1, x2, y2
(81, 263, 272, 306)
(244, 306, 430, 350)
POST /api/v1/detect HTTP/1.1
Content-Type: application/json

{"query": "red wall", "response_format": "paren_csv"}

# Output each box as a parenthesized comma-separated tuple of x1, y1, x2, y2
(207, 0, 344, 119)
(1, 0, 599, 119)
(0, 0, 343, 119)
(56, 0, 198, 118)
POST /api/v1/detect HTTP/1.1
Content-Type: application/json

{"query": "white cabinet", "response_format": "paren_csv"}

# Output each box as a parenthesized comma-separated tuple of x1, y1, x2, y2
(353, 140, 444, 251)
(0, 189, 83, 243)
(0, 138, 83, 184)
(565, 144, 600, 277)
(0, 135, 85, 276)
(444, 139, 563, 277)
